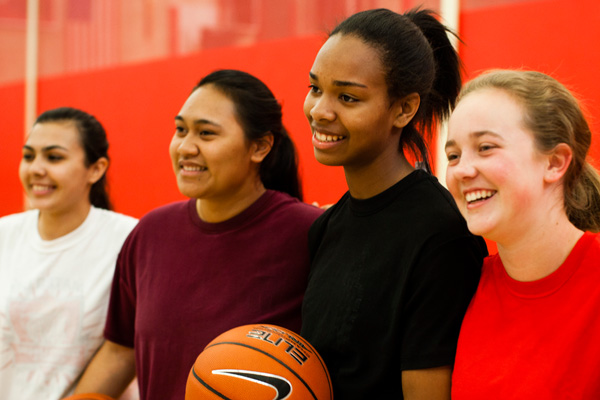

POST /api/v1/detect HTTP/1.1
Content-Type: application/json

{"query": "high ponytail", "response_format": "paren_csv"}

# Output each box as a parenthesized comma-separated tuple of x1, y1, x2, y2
(330, 7, 462, 172)
(195, 69, 303, 200)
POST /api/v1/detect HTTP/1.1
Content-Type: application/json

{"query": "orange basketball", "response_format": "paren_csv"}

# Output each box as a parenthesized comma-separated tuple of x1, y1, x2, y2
(185, 324, 333, 400)
(62, 394, 115, 400)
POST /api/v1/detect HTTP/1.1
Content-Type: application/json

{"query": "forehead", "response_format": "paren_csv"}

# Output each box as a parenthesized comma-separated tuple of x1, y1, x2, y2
(311, 34, 386, 88)
(178, 84, 238, 123)
(26, 121, 81, 148)
(449, 88, 526, 139)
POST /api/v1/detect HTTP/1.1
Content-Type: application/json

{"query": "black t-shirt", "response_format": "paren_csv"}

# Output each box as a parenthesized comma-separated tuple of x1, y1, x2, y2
(301, 170, 487, 399)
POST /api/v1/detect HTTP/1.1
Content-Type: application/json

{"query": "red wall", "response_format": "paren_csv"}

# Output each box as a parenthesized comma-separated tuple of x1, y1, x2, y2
(1, 82, 25, 216)
(1, 36, 347, 218)
(2, 0, 600, 221)
(460, 0, 600, 163)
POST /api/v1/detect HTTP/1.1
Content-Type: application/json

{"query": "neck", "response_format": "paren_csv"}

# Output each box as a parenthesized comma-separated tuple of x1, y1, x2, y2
(196, 181, 267, 223)
(497, 212, 583, 282)
(344, 152, 414, 199)
(37, 202, 92, 241)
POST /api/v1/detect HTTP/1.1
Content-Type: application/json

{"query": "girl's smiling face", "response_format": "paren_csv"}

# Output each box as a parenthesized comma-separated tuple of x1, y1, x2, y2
(170, 84, 264, 202)
(303, 34, 406, 172)
(445, 88, 550, 244)
(20, 121, 101, 216)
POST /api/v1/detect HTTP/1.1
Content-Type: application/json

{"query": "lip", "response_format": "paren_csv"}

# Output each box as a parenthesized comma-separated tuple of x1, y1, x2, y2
(178, 160, 208, 177)
(29, 183, 56, 195)
(311, 126, 347, 150)
(463, 188, 497, 209)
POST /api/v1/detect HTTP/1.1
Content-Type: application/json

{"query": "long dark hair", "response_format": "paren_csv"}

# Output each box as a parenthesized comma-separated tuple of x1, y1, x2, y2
(35, 107, 112, 210)
(195, 69, 302, 200)
(331, 8, 462, 172)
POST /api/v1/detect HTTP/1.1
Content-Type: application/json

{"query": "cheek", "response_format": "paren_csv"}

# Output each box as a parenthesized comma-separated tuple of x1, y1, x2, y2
(445, 170, 461, 202)
(303, 95, 314, 120)
(18, 163, 27, 186)
(487, 159, 513, 187)
(169, 137, 180, 163)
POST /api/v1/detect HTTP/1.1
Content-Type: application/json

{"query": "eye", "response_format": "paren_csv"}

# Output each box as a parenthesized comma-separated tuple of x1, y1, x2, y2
(478, 143, 496, 153)
(47, 153, 64, 162)
(198, 130, 214, 136)
(446, 151, 460, 165)
(308, 84, 321, 94)
(175, 126, 186, 136)
(22, 152, 34, 162)
(340, 94, 358, 103)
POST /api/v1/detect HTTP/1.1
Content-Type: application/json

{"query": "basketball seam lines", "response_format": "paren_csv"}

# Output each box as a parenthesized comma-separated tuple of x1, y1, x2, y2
(191, 366, 231, 400)
(204, 341, 320, 400)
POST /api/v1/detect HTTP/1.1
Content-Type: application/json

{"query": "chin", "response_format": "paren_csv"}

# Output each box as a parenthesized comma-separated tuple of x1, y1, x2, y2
(314, 151, 344, 167)
(466, 219, 496, 240)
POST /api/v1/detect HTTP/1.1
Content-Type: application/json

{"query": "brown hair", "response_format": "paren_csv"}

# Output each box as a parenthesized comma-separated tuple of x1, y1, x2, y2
(460, 69, 600, 232)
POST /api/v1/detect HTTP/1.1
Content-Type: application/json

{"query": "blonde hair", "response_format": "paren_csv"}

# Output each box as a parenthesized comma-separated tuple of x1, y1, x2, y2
(460, 69, 600, 232)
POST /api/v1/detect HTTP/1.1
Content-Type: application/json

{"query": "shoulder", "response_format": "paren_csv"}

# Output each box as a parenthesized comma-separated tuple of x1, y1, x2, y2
(0, 210, 37, 235)
(0, 210, 34, 227)
(263, 191, 324, 224)
(568, 231, 600, 271)
(410, 171, 464, 215)
(89, 208, 138, 243)
(307, 192, 349, 246)
(400, 171, 472, 236)
(136, 200, 192, 226)
(93, 208, 138, 228)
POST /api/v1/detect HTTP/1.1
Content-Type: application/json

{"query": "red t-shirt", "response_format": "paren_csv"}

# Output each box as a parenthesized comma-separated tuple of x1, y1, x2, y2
(452, 231, 600, 399)
(104, 191, 323, 400)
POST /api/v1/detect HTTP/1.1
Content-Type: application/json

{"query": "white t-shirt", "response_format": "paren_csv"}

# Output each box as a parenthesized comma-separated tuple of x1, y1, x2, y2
(0, 207, 138, 400)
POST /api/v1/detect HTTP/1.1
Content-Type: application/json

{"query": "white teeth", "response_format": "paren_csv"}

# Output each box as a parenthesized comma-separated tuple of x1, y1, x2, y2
(182, 165, 206, 172)
(315, 131, 344, 142)
(465, 190, 495, 203)
(32, 185, 52, 191)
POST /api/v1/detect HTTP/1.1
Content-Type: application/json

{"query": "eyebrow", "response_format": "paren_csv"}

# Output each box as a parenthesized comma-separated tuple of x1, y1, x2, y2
(175, 115, 221, 128)
(309, 72, 368, 89)
(23, 144, 68, 152)
(445, 130, 503, 149)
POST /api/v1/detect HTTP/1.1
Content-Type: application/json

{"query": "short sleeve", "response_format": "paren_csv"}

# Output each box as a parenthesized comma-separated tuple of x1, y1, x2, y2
(103, 230, 138, 348)
(400, 235, 485, 370)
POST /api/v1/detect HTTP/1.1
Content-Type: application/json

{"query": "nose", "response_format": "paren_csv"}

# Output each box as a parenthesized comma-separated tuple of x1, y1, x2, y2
(177, 133, 200, 157)
(448, 156, 478, 182)
(306, 95, 336, 123)
(28, 155, 46, 176)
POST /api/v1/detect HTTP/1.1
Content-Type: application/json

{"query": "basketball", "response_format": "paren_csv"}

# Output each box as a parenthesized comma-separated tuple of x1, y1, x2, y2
(185, 324, 333, 400)
(62, 394, 115, 400)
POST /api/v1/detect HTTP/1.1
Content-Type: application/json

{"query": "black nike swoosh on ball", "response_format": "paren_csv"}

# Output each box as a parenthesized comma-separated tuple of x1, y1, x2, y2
(212, 369, 292, 400)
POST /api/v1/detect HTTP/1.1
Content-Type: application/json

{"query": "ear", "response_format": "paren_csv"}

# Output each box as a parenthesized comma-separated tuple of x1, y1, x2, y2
(544, 143, 572, 183)
(250, 133, 274, 163)
(87, 157, 109, 185)
(393, 93, 421, 129)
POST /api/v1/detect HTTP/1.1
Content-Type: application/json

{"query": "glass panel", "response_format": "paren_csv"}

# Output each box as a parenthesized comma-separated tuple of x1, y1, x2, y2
(0, 0, 444, 84)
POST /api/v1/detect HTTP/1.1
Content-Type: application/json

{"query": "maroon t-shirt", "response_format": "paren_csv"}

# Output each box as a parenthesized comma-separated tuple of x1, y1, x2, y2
(104, 190, 323, 400)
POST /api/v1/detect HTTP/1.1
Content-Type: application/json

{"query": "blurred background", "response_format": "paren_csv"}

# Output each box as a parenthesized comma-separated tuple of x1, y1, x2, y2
(1, 0, 599, 225)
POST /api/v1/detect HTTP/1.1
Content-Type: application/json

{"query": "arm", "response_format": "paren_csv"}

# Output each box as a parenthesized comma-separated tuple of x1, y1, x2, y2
(74, 340, 136, 398)
(402, 366, 452, 400)
(399, 236, 482, 399)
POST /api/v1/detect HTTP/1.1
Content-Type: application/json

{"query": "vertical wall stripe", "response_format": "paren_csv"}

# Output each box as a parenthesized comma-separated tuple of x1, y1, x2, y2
(436, 0, 460, 184)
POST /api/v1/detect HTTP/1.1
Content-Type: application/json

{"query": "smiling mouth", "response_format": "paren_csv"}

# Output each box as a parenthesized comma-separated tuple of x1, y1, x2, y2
(32, 184, 54, 191)
(181, 165, 207, 172)
(314, 131, 346, 142)
(465, 190, 496, 204)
